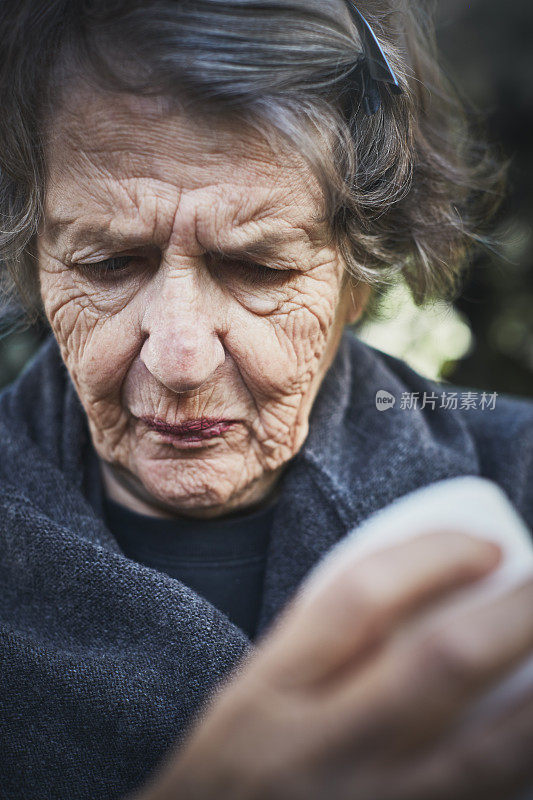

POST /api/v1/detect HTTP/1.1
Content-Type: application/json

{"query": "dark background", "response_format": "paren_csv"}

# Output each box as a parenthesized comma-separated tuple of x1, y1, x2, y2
(1, 0, 532, 396)
(435, 0, 533, 397)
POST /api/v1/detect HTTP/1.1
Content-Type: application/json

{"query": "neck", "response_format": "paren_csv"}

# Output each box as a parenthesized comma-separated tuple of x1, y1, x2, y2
(99, 458, 285, 520)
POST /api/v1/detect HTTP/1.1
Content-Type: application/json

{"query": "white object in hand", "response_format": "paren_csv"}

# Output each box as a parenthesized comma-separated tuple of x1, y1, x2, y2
(300, 475, 533, 728)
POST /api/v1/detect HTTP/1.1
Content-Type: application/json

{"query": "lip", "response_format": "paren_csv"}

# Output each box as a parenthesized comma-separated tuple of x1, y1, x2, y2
(140, 415, 238, 446)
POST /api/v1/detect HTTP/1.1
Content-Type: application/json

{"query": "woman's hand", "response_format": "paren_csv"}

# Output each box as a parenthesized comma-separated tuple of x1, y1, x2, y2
(134, 531, 533, 800)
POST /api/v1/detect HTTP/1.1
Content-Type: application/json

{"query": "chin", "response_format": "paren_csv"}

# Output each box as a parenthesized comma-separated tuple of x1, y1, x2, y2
(130, 455, 250, 513)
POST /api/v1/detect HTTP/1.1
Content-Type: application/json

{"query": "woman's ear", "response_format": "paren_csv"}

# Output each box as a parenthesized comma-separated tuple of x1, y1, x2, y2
(342, 280, 372, 325)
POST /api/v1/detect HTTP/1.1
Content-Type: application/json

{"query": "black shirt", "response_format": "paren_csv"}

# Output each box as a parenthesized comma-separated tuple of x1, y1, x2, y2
(102, 495, 277, 640)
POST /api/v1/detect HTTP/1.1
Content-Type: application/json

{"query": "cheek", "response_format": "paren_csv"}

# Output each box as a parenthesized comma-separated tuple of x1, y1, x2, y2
(227, 262, 344, 397)
(39, 260, 141, 406)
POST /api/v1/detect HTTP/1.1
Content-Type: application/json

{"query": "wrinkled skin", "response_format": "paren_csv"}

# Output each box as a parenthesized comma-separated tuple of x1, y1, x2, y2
(38, 90, 368, 519)
(36, 90, 533, 800)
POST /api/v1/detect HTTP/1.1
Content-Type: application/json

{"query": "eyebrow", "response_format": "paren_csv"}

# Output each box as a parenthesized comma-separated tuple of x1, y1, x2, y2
(44, 216, 320, 260)
(207, 227, 309, 261)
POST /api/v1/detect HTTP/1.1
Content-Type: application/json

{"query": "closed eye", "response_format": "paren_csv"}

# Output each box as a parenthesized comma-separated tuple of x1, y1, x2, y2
(74, 253, 294, 287)
(207, 255, 294, 286)
(76, 255, 133, 277)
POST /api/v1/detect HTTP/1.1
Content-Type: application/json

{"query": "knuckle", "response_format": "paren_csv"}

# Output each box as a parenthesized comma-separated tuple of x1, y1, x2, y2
(419, 629, 482, 689)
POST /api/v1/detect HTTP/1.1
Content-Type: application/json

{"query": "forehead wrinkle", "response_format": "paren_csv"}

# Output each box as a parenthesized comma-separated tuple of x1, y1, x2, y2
(46, 93, 288, 195)
(45, 194, 326, 261)
(45, 87, 222, 162)
(42, 91, 328, 259)
(44, 140, 325, 259)
(189, 179, 326, 255)
(43, 176, 183, 251)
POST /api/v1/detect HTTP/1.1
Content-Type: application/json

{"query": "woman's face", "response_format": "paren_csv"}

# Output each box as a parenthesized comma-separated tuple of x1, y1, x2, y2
(38, 90, 366, 518)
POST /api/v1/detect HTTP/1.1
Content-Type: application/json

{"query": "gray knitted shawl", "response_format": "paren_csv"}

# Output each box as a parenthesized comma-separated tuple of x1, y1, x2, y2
(1, 329, 532, 799)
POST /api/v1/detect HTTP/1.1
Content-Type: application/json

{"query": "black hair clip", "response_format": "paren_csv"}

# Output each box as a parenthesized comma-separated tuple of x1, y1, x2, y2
(346, 2, 403, 116)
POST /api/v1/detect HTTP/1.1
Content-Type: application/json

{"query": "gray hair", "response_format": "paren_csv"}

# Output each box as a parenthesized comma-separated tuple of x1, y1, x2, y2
(0, 0, 504, 324)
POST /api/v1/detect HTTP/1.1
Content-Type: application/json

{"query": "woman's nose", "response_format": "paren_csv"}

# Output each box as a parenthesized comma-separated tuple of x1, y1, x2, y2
(139, 268, 226, 393)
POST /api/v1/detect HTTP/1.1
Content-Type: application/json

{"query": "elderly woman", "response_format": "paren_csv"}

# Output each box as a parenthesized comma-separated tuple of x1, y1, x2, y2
(1, 1, 533, 799)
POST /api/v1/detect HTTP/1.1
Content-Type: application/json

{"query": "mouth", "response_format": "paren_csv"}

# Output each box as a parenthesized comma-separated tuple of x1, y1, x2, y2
(139, 415, 238, 447)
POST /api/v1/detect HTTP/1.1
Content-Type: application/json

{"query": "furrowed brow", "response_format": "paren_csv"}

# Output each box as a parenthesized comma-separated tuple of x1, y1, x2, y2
(42, 218, 155, 249)
(203, 222, 319, 261)
(44, 212, 323, 258)
(209, 235, 295, 262)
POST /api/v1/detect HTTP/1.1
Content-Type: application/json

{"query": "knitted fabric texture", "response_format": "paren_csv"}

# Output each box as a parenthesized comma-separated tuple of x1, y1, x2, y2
(1, 329, 532, 799)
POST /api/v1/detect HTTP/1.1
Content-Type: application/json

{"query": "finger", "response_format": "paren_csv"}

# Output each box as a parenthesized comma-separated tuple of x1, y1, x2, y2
(255, 530, 501, 689)
(390, 687, 533, 800)
(450, 687, 533, 800)
(329, 574, 533, 755)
